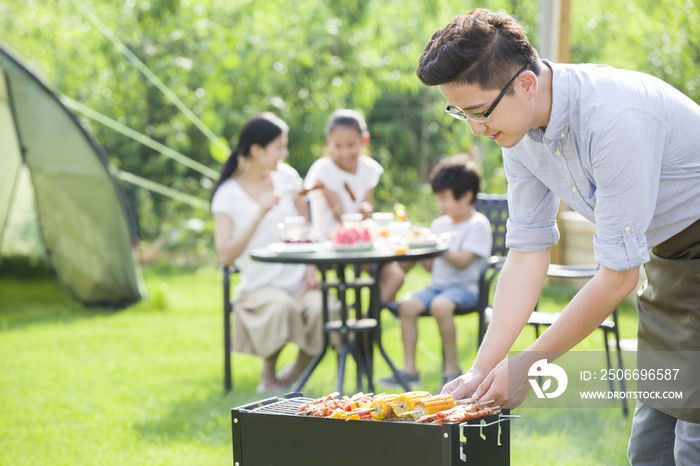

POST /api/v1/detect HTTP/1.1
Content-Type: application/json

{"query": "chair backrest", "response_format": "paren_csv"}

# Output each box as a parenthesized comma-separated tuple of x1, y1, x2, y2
(474, 193, 508, 257)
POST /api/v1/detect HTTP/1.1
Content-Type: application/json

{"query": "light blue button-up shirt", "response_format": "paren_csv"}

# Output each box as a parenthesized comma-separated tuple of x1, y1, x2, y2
(503, 60, 700, 271)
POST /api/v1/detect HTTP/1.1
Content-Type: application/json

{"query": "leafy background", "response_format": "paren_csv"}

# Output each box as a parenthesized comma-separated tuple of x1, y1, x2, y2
(2, 0, 699, 258)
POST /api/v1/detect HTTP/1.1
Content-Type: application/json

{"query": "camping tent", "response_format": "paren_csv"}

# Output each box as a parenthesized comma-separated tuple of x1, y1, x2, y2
(0, 40, 145, 305)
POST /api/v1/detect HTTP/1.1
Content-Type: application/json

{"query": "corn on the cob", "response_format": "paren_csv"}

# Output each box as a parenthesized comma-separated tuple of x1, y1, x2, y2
(368, 394, 399, 420)
(404, 394, 456, 420)
(391, 391, 431, 416)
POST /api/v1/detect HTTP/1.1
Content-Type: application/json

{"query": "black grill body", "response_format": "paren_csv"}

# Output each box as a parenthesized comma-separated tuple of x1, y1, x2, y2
(232, 392, 510, 466)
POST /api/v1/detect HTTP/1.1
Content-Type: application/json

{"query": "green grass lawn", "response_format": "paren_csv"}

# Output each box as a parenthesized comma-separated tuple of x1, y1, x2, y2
(0, 263, 637, 465)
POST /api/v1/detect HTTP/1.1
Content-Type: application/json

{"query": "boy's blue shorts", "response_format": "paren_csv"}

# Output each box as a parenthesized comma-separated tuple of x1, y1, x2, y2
(410, 285, 478, 314)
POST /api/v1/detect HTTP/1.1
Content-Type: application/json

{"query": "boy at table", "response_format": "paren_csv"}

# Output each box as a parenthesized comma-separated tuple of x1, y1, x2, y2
(418, 8, 700, 465)
(380, 156, 492, 389)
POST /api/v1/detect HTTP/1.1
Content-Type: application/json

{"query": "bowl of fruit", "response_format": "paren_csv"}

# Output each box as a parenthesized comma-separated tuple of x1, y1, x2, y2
(331, 224, 374, 251)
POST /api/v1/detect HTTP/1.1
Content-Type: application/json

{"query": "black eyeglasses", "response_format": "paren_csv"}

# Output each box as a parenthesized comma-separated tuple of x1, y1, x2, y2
(445, 64, 529, 123)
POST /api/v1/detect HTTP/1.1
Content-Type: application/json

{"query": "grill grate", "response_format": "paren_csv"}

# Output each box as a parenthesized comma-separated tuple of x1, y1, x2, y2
(237, 393, 520, 425)
(248, 397, 312, 416)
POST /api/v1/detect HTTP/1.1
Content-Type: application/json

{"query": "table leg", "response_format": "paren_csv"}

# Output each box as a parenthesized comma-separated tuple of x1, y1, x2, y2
(360, 332, 374, 394)
(336, 264, 350, 394)
(294, 265, 331, 392)
(336, 338, 348, 395)
(294, 340, 328, 392)
(370, 261, 410, 392)
(353, 339, 364, 392)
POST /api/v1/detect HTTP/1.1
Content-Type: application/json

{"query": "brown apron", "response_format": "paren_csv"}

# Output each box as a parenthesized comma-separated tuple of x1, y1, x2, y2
(637, 219, 700, 423)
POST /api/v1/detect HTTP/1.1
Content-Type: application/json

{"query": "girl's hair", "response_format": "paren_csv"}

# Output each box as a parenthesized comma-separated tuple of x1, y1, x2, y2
(211, 112, 289, 201)
(324, 109, 367, 137)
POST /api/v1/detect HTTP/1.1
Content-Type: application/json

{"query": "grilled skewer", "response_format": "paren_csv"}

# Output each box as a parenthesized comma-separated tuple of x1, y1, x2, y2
(399, 394, 457, 420)
(391, 391, 431, 416)
(344, 394, 400, 420)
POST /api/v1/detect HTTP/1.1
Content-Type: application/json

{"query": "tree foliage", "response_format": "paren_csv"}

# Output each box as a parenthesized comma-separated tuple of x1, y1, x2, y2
(2, 0, 699, 245)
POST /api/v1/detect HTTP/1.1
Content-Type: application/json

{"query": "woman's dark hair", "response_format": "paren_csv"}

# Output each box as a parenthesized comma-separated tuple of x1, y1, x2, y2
(324, 109, 368, 137)
(210, 112, 289, 201)
(417, 8, 542, 91)
(430, 155, 482, 203)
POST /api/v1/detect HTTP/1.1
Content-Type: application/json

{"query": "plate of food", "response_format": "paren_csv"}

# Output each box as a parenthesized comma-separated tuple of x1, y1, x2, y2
(330, 242, 375, 252)
(408, 234, 442, 249)
(269, 242, 322, 254)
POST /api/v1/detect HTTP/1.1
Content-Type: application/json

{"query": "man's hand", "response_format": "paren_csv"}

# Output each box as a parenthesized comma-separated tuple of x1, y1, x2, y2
(441, 367, 487, 400)
(472, 355, 532, 410)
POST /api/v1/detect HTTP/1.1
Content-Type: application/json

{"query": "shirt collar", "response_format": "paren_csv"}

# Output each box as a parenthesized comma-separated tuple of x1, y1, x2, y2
(527, 60, 570, 143)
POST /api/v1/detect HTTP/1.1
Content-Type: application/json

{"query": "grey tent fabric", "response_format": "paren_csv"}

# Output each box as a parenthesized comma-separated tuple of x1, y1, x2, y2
(0, 40, 145, 305)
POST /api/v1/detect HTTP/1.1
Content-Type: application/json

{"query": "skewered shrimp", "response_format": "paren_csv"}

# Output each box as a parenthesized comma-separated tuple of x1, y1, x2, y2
(443, 405, 495, 423)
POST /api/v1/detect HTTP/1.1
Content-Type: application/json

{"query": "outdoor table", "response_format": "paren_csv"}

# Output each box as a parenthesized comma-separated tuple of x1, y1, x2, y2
(250, 241, 448, 394)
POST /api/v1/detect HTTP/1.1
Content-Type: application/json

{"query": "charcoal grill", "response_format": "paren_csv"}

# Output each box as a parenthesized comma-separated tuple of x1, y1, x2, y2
(232, 392, 515, 466)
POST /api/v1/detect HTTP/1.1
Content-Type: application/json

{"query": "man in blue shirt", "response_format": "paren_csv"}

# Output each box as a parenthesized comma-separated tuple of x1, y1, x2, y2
(418, 8, 700, 465)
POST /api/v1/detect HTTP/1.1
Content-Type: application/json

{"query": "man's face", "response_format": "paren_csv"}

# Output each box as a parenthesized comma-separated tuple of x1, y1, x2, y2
(439, 79, 535, 149)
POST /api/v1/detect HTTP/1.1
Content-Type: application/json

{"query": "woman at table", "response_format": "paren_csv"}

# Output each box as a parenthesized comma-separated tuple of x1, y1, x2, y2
(211, 112, 322, 392)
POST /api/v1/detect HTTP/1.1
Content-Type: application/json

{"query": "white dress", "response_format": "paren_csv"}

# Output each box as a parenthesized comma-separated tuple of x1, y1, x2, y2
(303, 155, 384, 236)
(211, 163, 306, 294)
(211, 163, 322, 358)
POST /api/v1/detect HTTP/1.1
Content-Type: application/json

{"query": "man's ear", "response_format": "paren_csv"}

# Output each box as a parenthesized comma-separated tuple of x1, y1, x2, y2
(362, 131, 371, 145)
(518, 71, 538, 99)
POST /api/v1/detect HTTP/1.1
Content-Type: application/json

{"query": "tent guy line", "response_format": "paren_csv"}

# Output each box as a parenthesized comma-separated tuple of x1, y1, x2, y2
(61, 95, 219, 179)
(115, 170, 210, 211)
(67, 0, 230, 159)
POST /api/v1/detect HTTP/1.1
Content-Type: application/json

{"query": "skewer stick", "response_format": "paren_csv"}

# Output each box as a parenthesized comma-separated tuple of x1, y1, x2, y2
(456, 398, 478, 405)
(342, 408, 374, 416)
(398, 410, 418, 418)
(479, 400, 496, 406)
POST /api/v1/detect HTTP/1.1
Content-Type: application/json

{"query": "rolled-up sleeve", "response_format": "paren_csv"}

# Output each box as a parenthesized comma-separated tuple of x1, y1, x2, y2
(590, 110, 665, 271)
(503, 148, 561, 252)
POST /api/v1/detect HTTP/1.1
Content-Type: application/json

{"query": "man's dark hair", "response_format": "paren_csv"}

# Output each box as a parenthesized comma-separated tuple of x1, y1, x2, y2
(417, 8, 542, 91)
(430, 155, 482, 203)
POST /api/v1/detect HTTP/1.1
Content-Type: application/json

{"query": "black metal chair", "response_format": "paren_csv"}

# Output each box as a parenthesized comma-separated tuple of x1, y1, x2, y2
(223, 265, 239, 392)
(522, 263, 629, 416)
(384, 193, 509, 365)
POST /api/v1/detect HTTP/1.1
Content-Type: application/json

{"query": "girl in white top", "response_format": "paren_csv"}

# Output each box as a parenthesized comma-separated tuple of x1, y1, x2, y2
(211, 113, 322, 392)
(304, 109, 405, 302)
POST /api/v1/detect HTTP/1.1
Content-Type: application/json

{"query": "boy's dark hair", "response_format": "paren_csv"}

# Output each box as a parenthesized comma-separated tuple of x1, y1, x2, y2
(417, 8, 542, 92)
(430, 155, 482, 203)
